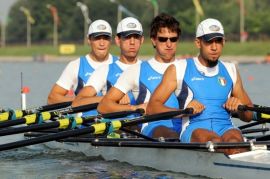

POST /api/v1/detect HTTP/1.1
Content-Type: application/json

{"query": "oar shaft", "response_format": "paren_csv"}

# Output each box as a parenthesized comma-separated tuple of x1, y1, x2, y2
(0, 127, 95, 151)
(122, 108, 193, 127)
(59, 103, 98, 114)
(0, 122, 60, 136)
(0, 119, 25, 129)
(238, 105, 270, 115)
(102, 108, 145, 119)
(37, 101, 72, 112)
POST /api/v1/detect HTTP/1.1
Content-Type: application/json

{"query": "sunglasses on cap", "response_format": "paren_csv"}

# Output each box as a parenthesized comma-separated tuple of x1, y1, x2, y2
(157, 36, 178, 43)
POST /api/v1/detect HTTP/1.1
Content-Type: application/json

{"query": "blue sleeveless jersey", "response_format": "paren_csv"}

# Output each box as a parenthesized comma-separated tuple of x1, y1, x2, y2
(184, 59, 233, 123)
(76, 55, 117, 117)
(137, 61, 181, 133)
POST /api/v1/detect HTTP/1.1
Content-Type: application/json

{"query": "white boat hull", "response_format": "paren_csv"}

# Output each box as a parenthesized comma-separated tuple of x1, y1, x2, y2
(44, 140, 270, 179)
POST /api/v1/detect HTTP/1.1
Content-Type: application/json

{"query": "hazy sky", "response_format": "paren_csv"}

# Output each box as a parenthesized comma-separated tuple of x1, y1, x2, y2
(0, 0, 17, 23)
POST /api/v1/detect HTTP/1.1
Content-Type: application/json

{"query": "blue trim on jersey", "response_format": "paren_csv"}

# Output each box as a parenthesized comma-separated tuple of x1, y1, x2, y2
(138, 61, 181, 136)
(75, 56, 95, 95)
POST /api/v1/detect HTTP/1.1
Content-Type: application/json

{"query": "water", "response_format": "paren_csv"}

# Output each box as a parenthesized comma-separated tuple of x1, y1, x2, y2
(0, 60, 269, 178)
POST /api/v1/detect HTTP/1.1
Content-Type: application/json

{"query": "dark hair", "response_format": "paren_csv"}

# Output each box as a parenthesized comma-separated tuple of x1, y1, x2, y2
(150, 13, 181, 38)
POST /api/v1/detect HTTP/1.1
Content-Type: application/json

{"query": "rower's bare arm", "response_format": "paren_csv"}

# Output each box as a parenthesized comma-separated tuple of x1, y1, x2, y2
(147, 65, 178, 115)
(47, 84, 74, 104)
(227, 69, 253, 122)
(72, 86, 102, 107)
(98, 87, 136, 114)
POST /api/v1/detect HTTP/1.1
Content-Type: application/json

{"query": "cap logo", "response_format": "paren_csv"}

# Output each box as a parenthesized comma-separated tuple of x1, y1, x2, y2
(209, 25, 220, 32)
(97, 24, 106, 30)
(126, 22, 136, 29)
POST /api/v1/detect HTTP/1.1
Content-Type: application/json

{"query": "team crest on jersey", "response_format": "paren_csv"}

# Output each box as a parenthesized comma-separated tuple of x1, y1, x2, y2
(218, 76, 226, 86)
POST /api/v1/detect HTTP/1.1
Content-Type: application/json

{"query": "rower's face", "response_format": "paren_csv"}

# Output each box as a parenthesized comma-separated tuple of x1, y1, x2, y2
(88, 35, 111, 60)
(151, 27, 178, 62)
(116, 34, 144, 59)
(195, 37, 225, 67)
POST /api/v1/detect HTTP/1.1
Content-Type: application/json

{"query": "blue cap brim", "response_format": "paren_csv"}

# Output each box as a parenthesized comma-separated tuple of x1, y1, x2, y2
(89, 32, 111, 37)
(118, 30, 143, 37)
(201, 33, 224, 41)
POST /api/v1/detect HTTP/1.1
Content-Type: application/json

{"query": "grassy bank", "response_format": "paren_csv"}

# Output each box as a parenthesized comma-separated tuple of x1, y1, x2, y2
(0, 41, 270, 57)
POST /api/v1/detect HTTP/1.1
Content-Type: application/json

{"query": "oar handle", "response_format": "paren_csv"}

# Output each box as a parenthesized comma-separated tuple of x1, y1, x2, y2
(61, 103, 99, 114)
(36, 101, 72, 112)
(101, 108, 145, 119)
(123, 108, 193, 127)
(238, 105, 270, 115)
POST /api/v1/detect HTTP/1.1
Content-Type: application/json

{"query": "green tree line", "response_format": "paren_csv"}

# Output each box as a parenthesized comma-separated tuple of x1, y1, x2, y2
(5, 0, 270, 44)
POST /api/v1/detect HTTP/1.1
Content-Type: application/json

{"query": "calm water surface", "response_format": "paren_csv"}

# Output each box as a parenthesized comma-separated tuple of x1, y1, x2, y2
(0, 60, 269, 178)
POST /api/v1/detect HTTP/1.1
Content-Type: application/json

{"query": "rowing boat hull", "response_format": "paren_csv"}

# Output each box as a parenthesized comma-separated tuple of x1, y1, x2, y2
(44, 140, 270, 179)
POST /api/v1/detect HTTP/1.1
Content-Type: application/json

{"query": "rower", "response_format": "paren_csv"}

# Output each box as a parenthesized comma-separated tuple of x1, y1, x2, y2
(147, 18, 254, 155)
(98, 13, 183, 138)
(47, 20, 117, 106)
(72, 17, 144, 117)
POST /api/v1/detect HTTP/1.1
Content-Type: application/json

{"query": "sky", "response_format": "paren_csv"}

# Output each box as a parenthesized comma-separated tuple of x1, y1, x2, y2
(0, 0, 17, 24)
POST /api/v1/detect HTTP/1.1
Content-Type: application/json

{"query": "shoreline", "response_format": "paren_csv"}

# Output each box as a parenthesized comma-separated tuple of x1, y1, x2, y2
(0, 55, 267, 64)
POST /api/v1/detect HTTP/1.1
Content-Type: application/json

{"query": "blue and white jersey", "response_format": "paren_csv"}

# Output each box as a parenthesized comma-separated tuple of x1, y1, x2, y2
(115, 58, 177, 102)
(86, 60, 141, 117)
(114, 58, 183, 134)
(107, 62, 137, 105)
(75, 55, 118, 95)
(137, 60, 182, 133)
(56, 54, 117, 93)
(174, 57, 237, 135)
(61, 54, 117, 117)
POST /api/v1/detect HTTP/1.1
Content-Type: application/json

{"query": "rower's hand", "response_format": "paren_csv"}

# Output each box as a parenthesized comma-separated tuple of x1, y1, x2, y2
(186, 100, 205, 114)
(119, 94, 130, 105)
(129, 103, 147, 114)
(224, 97, 242, 113)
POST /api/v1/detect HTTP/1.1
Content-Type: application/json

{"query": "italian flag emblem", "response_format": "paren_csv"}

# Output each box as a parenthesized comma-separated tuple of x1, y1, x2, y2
(218, 76, 226, 86)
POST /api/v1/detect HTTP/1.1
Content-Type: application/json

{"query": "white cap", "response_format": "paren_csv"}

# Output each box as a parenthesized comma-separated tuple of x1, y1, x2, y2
(88, 20, 112, 37)
(196, 18, 224, 41)
(117, 17, 143, 37)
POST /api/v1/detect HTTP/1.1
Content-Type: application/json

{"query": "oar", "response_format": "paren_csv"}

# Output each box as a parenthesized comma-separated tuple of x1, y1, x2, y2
(0, 108, 145, 137)
(0, 108, 193, 151)
(0, 103, 98, 129)
(91, 140, 270, 151)
(0, 101, 72, 121)
(237, 105, 270, 130)
(238, 105, 270, 115)
(32, 101, 72, 112)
